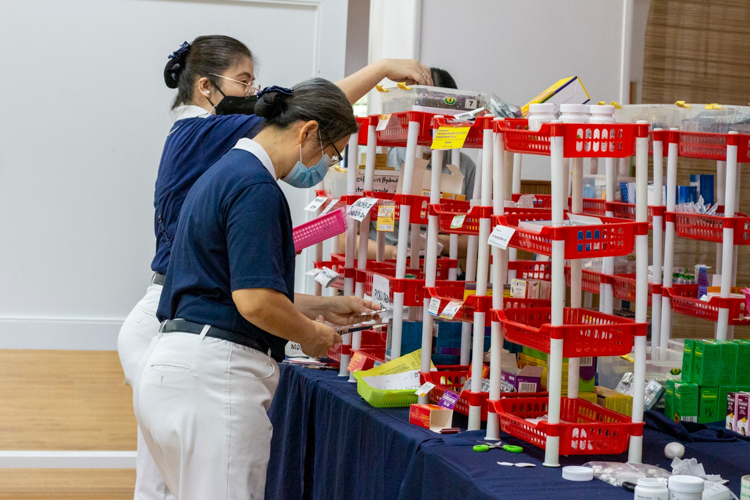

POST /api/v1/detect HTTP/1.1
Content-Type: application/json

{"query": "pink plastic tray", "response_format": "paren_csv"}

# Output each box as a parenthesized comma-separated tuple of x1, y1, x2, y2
(293, 208, 346, 252)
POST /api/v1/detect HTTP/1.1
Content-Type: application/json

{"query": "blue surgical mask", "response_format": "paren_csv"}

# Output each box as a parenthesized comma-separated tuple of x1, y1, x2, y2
(282, 133, 334, 188)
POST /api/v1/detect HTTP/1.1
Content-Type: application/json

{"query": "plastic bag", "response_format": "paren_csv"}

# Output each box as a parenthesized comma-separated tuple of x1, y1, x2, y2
(484, 93, 522, 119)
(614, 373, 665, 411)
(583, 461, 671, 487)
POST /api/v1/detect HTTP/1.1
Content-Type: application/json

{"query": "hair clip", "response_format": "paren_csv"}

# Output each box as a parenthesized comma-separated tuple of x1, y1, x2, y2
(257, 85, 294, 98)
(168, 41, 191, 61)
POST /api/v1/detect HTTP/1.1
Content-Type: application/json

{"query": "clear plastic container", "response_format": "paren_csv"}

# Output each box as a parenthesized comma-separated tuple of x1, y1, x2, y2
(379, 85, 485, 115)
(527, 103, 556, 132)
(678, 104, 750, 133)
(614, 104, 682, 129)
(559, 103, 589, 123)
(635, 477, 669, 500)
(667, 475, 704, 500)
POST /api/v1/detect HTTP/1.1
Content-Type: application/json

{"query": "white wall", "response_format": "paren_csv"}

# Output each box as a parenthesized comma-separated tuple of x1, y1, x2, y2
(0, 0, 348, 349)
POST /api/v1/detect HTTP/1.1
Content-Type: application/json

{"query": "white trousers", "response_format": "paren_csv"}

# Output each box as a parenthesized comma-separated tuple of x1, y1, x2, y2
(118, 283, 174, 500)
(133, 331, 280, 500)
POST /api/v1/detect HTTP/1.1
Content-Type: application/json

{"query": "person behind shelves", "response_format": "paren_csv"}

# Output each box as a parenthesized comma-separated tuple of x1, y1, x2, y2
(117, 35, 432, 500)
(134, 79, 380, 499)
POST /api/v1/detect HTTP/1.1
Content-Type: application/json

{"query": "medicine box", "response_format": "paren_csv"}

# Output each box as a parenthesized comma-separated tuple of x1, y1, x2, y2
(665, 380, 676, 421)
(727, 391, 738, 431)
(500, 366, 543, 393)
(409, 404, 453, 432)
(693, 340, 720, 386)
(538, 280, 551, 300)
(579, 392, 598, 405)
(737, 393, 749, 436)
(682, 339, 694, 383)
(674, 382, 699, 423)
(359, 153, 389, 170)
(521, 76, 590, 116)
(519, 349, 595, 394)
(734, 340, 750, 386)
(510, 279, 528, 299)
(699, 386, 719, 424)
(596, 386, 633, 417)
(715, 340, 738, 386)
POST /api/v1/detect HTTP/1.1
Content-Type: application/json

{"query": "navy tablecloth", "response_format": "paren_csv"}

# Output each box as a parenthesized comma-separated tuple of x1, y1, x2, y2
(266, 364, 750, 500)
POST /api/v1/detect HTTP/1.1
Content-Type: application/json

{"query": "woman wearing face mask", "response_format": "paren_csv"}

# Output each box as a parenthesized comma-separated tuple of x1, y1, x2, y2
(133, 79, 359, 499)
(118, 35, 431, 499)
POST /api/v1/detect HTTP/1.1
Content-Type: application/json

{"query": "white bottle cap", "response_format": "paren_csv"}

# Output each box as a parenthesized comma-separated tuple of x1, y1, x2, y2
(668, 475, 704, 493)
(559, 103, 589, 114)
(561, 466, 594, 481)
(589, 104, 615, 115)
(528, 103, 555, 114)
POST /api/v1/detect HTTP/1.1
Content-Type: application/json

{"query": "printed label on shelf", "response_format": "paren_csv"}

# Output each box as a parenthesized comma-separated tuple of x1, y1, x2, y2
(450, 214, 466, 229)
(428, 298, 441, 316)
(347, 351, 367, 372)
(488, 225, 516, 250)
(415, 381, 436, 397)
(372, 274, 391, 308)
(438, 390, 459, 409)
(320, 198, 341, 216)
(315, 267, 339, 288)
(376, 201, 395, 232)
(431, 126, 471, 150)
(376, 114, 392, 131)
(465, 98, 479, 110)
(305, 268, 322, 276)
(439, 301, 462, 320)
(304, 196, 328, 212)
(347, 197, 378, 222)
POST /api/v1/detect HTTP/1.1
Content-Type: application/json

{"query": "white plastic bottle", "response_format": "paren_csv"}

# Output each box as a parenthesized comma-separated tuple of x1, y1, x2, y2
(667, 475, 704, 500)
(527, 103, 556, 131)
(589, 104, 616, 124)
(559, 103, 589, 124)
(634, 477, 669, 500)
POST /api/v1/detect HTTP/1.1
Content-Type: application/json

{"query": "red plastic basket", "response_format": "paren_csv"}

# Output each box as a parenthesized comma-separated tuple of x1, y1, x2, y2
(664, 286, 750, 325)
(293, 208, 347, 252)
(564, 267, 614, 295)
(496, 119, 648, 158)
(491, 212, 646, 259)
(430, 115, 494, 149)
(327, 254, 458, 281)
(508, 260, 552, 280)
(510, 194, 606, 217)
(359, 269, 465, 307)
(355, 116, 372, 146)
(428, 202, 491, 236)
(611, 274, 664, 305)
(364, 191, 431, 225)
(326, 329, 387, 363)
(492, 397, 643, 455)
(667, 211, 750, 245)
(677, 130, 750, 162)
(348, 347, 387, 371)
(375, 111, 435, 147)
(511, 193, 552, 209)
(492, 307, 646, 357)
(425, 288, 492, 326)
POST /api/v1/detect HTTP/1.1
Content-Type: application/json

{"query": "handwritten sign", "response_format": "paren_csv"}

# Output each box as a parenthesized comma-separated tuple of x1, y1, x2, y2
(315, 267, 339, 288)
(320, 198, 341, 216)
(347, 197, 378, 222)
(428, 297, 441, 317)
(304, 196, 328, 212)
(372, 274, 391, 308)
(488, 225, 516, 250)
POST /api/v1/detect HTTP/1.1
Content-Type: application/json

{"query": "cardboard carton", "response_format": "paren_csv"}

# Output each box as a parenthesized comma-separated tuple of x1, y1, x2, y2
(596, 386, 633, 416)
(682, 339, 694, 383)
(699, 386, 719, 424)
(500, 365, 543, 393)
(409, 404, 453, 432)
(674, 382, 699, 423)
(396, 158, 464, 197)
(693, 340, 720, 386)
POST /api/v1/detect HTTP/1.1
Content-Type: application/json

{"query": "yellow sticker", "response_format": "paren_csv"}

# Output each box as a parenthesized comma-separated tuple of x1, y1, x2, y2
(376, 201, 395, 232)
(431, 126, 471, 150)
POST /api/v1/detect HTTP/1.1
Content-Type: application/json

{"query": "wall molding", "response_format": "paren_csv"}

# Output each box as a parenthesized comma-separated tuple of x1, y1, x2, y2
(0, 318, 123, 350)
(0, 451, 135, 469)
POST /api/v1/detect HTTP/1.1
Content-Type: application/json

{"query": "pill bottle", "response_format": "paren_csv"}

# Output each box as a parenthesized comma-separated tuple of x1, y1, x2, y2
(559, 103, 589, 124)
(589, 104, 616, 124)
(527, 103, 556, 132)
(634, 477, 668, 500)
(667, 475, 704, 500)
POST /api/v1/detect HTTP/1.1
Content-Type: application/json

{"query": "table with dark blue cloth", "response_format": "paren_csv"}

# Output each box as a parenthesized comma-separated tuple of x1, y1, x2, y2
(266, 364, 750, 500)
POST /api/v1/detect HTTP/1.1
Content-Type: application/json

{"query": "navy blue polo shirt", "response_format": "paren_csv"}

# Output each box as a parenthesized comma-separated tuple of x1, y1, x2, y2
(151, 107, 265, 274)
(156, 140, 294, 362)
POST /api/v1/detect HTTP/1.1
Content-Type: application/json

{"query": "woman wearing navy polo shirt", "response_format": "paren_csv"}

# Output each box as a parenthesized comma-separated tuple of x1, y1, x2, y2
(118, 35, 431, 499)
(133, 79, 357, 499)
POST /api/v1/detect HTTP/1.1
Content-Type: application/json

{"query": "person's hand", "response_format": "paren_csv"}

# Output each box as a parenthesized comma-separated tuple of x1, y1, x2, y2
(300, 316, 342, 358)
(322, 296, 382, 326)
(379, 59, 433, 86)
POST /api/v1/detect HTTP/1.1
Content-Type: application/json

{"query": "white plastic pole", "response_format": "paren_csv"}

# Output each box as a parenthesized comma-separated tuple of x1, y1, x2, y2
(628, 121, 649, 463)
(651, 130, 664, 347)
(390, 119, 420, 359)
(567, 156, 584, 400)
(340, 132, 359, 377)
(544, 123, 565, 468)
(601, 157, 616, 314)
(512, 153, 522, 195)
(486, 120, 506, 441)
(660, 129, 679, 349)
(449, 235, 458, 280)
(469, 125, 493, 431)
(419, 147, 444, 402)
(376, 231, 385, 262)
(717, 133, 738, 340)
(460, 150, 483, 365)
(716, 161, 726, 273)
(355, 120, 378, 298)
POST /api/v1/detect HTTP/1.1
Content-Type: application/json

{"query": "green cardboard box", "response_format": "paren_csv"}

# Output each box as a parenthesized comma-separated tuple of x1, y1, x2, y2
(682, 339, 694, 383)
(699, 386, 719, 424)
(734, 340, 750, 386)
(716, 340, 738, 386)
(674, 382, 699, 423)
(665, 379, 677, 421)
(693, 341, 720, 386)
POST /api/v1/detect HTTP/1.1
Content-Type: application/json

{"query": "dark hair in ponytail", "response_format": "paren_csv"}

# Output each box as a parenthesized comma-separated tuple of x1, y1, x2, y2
(255, 78, 358, 146)
(164, 35, 254, 110)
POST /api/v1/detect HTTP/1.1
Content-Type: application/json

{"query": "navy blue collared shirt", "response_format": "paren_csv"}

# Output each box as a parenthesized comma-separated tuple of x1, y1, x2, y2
(151, 106, 264, 274)
(156, 140, 294, 362)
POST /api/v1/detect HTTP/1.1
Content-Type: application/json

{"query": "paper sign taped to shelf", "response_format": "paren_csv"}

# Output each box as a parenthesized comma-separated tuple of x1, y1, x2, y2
(438, 390, 459, 409)
(320, 198, 342, 216)
(450, 215, 466, 229)
(347, 351, 368, 372)
(415, 382, 436, 397)
(488, 225, 516, 250)
(304, 196, 328, 212)
(347, 197, 378, 221)
(428, 298, 441, 317)
(305, 268, 322, 276)
(372, 274, 391, 308)
(431, 126, 471, 150)
(376, 201, 395, 232)
(376, 114, 392, 131)
(439, 301, 462, 320)
(315, 267, 339, 287)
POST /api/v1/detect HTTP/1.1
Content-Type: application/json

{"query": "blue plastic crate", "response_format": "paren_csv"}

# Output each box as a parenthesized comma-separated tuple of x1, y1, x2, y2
(431, 354, 459, 366)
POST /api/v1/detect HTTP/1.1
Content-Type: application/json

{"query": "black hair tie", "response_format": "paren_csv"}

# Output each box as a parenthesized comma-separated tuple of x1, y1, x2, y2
(257, 86, 293, 98)
(164, 41, 191, 89)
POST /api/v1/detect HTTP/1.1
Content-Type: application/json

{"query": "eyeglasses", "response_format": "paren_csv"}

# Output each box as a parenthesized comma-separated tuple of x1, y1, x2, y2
(209, 73, 260, 96)
(320, 130, 343, 166)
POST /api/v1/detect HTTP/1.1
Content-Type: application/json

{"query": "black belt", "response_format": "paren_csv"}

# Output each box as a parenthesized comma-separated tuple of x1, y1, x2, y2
(160, 319, 270, 356)
(152, 273, 166, 286)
